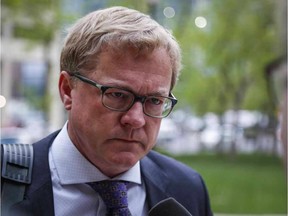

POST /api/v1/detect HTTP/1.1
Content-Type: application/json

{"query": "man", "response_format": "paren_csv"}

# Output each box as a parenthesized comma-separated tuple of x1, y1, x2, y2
(2, 6, 213, 216)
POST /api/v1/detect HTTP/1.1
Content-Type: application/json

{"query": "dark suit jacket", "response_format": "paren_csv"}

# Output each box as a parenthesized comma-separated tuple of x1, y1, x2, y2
(5, 131, 213, 216)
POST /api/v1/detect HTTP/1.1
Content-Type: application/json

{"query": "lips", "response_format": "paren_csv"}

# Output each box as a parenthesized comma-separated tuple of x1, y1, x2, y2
(114, 138, 140, 143)
(109, 138, 147, 149)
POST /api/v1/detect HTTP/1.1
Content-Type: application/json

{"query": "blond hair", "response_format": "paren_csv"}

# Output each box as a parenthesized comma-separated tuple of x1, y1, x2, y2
(60, 6, 182, 89)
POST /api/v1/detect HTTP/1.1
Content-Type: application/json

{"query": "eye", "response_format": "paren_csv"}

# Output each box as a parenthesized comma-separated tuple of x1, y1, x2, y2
(148, 97, 164, 105)
(105, 88, 131, 101)
(111, 92, 125, 98)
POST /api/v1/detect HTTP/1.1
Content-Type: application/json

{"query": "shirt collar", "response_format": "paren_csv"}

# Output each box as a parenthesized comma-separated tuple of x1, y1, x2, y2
(51, 122, 142, 185)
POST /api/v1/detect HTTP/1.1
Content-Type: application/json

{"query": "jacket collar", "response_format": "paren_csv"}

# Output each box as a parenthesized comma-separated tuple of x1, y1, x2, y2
(140, 152, 171, 209)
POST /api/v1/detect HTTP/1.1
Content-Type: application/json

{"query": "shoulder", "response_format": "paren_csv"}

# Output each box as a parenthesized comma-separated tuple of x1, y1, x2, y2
(142, 150, 212, 215)
(33, 130, 60, 147)
(143, 150, 206, 192)
(145, 150, 200, 178)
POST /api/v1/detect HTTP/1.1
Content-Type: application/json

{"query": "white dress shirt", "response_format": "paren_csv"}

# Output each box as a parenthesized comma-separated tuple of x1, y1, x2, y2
(49, 122, 148, 216)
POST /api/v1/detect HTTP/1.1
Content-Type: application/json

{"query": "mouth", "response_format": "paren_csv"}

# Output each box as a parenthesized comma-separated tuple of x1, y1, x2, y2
(109, 138, 147, 149)
(113, 138, 140, 143)
(106, 138, 148, 154)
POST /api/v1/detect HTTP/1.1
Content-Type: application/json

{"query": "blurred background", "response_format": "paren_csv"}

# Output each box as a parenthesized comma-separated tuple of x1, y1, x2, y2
(1, 0, 287, 215)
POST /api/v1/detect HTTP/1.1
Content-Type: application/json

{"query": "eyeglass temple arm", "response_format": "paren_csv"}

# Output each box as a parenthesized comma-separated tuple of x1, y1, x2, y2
(169, 93, 178, 106)
(69, 72, 103, 89)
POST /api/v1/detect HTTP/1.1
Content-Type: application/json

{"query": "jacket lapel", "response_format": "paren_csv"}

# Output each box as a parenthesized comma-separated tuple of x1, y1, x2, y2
(140, 153, 170, 209)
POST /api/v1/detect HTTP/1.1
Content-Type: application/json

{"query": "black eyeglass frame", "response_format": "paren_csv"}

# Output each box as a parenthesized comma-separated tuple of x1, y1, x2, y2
(68, 72, 178, 118)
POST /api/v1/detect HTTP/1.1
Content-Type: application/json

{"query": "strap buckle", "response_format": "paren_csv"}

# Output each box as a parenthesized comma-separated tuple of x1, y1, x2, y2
(1, 144, 33, 184)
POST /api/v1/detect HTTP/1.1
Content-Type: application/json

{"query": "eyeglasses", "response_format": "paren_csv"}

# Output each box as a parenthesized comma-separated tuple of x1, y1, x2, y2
(69, 72, 177, 118)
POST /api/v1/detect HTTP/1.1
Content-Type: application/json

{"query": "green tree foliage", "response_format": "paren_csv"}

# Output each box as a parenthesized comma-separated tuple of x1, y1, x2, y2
(174, 0, 279, 116)
(1, 0, 65, 113)
(2, 0, 62, 44)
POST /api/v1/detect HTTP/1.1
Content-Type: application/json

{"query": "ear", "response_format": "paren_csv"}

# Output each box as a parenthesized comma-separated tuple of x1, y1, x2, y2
(59, 71, 73, 110)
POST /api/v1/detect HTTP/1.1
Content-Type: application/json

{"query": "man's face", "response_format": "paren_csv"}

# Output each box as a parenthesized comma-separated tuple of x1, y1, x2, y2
(60, 48, 173, 177)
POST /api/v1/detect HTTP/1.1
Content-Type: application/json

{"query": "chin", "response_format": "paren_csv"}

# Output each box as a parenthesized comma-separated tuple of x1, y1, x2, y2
(112, 151, 140, 167)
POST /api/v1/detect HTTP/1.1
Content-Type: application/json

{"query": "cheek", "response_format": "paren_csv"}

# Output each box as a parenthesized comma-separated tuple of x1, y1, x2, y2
(147, 120, 161, 144)
(70, 91, 104, 129)
(72, 88, 102, 115)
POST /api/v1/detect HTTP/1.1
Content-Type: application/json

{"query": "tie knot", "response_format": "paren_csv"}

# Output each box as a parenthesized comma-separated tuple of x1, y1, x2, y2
(88, 180, 132, 216)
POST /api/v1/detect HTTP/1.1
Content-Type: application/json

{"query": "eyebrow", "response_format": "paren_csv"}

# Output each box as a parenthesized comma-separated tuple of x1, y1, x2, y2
(106, 83, 169, 97)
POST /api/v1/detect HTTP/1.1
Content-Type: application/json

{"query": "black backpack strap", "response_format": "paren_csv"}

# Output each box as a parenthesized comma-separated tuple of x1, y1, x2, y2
(1, 143, 34, 216)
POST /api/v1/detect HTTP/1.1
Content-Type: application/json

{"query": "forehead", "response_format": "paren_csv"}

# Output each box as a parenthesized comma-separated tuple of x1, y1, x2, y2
(93, 47, 173, 94)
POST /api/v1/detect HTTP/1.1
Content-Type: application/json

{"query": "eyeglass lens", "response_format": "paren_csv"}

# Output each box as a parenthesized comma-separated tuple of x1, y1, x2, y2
(102, 87, 173, 118)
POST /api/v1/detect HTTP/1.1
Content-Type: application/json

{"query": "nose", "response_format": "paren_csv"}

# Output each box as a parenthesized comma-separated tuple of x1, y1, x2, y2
(120, 102, 146, 128)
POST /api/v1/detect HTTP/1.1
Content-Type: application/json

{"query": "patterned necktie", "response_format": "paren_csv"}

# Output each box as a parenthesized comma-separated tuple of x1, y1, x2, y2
(88, 180, 132, 216)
